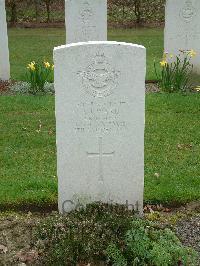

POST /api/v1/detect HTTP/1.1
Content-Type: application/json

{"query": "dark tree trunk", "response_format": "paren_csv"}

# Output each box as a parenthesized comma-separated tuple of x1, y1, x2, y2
(34, 0, 40, 23)
(45, 0, 51, 23)
(135, 0, 142, 25)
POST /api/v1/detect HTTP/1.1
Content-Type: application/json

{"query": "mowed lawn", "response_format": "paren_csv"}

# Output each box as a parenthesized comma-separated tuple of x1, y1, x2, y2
(8, 27, 163, 80)
(0, 94, 200, 208)
(1, 27, 199, 209)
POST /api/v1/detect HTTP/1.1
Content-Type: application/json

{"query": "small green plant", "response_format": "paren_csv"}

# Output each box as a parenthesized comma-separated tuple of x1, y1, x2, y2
(154, 50, 196, 93)
(9, 81, 54, 94)
(107, 219, 198, 266)
(25, 60, 54, 94)
(34, 203, 198, 266)
(35, 203, 134, 265)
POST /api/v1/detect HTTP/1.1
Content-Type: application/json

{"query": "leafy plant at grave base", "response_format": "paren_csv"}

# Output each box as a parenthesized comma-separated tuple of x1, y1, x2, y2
(34, 203, 198, 266)
(35, 202, 134, 265)
(154, 49, 196, 93)
(9, 81, 54, 94)
(25, 60, 54, 95)
(106, 219, 198, 266)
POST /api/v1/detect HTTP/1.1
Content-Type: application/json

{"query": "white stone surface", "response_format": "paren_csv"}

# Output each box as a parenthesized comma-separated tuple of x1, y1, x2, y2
(54, 41, 146, 214)
(0, 0, 10, 80)
(165, 0, 200, 74)
(65, 0, 107, 43)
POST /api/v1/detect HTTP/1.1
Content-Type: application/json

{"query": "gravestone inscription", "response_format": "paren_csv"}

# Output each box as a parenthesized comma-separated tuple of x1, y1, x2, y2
(65, 0, 107, 43)
(165, 0, 200, 73)
(54, 41, 146, 214)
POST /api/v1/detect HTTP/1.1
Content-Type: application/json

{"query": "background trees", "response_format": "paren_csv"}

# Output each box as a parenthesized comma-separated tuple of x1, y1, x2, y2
(5, 0, 165, 26)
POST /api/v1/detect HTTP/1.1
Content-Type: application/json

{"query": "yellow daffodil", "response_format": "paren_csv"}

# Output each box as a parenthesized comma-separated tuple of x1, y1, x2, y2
(27, 62, 35, 71)
(160, 60, 168, 67)
(188, 49, 197, 57)
(51, 64, 54, 70)
(44, 61, 51, 68)
(163, 52, 168, 60)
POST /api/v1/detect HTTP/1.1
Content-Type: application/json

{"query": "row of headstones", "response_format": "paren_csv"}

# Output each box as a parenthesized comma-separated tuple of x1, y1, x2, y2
(0, 0, 200, 80)
(69, 0, 200, 70)
(56, 0, 200, 214)
(55, 0, 145, 214)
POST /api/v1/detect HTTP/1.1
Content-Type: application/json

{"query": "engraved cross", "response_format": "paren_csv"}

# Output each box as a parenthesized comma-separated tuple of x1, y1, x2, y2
(87, 137, 115, 182)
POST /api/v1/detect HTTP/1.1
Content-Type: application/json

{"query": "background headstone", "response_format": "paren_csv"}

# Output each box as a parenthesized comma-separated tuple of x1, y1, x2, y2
(165, 0, 200, 74)
(65, 0, 107, 43)
(54, 41, 146, 214)
(0, 0, 10, 80)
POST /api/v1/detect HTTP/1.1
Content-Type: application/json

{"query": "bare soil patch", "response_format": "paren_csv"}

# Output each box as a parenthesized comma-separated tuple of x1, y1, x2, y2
(0, 81, 10, 93)
(0, 212, 42, 266)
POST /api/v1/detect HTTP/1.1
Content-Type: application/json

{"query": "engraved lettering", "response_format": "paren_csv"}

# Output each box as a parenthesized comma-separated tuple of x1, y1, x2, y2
(79, 1, 97, 39)
(75, 101, 127, 134)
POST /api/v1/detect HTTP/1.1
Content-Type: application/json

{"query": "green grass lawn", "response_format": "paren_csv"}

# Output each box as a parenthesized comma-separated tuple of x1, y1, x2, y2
(2, 27, 199, 209)
(8, 27, 163, 81)
(0, 94, 199, 209)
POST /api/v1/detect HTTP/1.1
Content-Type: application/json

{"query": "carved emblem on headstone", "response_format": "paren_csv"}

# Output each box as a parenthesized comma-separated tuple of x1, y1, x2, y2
(79, 1, 93, 25)
(78, 53, 120, 98)
(180, 0, 196, 23)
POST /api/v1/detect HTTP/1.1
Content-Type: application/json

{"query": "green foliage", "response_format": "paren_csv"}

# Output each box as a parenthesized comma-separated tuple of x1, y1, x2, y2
(25, 60, 54, 95)
(154, 50, 195, 93)
(107, 219, 198, 266)
(9, 81, 54, 94)
(35, 205, 198, 265)
(108, 0, 165, 26)
(6, 0, 165, 25)
(35, 203, 134, 265)
(107, 244, 127, 266)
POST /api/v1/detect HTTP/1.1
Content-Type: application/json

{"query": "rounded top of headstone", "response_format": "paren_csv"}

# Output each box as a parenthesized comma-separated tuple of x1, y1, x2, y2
(54, 41, 146, 53)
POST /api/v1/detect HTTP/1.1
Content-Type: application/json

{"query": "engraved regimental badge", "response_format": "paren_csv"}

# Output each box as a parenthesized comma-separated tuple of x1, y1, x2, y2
(180, 0, 196, 23)
(78, 53, 120, 98)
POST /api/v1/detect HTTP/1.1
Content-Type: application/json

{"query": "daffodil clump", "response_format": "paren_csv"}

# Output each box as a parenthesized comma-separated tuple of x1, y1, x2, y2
(154, 49, 197, 93)
(26, 60, 54, 94)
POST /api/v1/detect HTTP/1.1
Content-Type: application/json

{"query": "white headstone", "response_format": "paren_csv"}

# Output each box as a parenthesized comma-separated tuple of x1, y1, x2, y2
(0, 0, 10, 80)
(65, 0, 107, 43)
(165, 0, 200, 73)
(54, 41, 146, 214)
